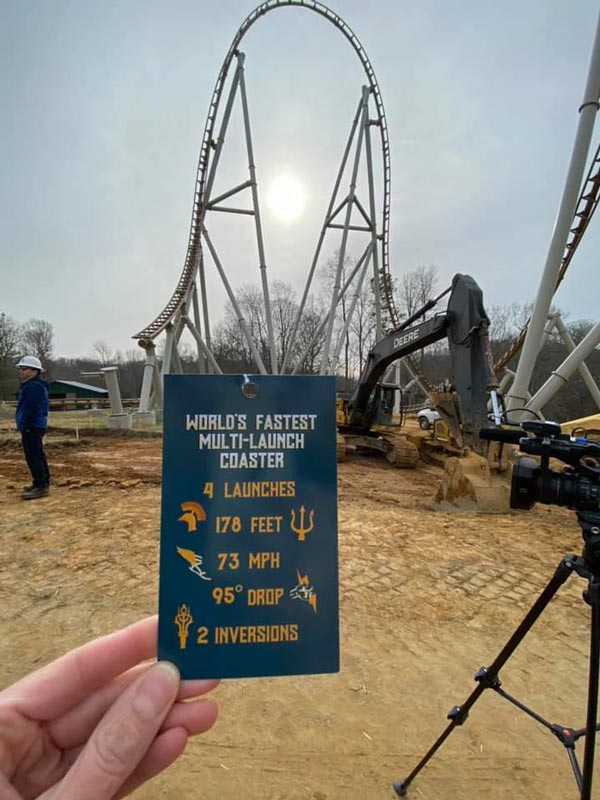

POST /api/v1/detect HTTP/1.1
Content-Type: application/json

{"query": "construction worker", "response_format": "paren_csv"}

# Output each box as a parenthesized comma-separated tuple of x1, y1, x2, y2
(15, 355, 50, 499)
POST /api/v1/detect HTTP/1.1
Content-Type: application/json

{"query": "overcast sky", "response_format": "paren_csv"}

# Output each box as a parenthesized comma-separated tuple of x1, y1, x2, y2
(1, 0, 599, 359)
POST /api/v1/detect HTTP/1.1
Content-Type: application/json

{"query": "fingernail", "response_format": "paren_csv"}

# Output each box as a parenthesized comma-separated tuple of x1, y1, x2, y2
(132, 661, 180, 719)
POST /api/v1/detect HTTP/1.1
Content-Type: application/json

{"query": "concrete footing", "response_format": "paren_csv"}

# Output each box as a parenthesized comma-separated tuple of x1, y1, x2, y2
(132, 411, 157, 427)
(107, 414, 133, 430)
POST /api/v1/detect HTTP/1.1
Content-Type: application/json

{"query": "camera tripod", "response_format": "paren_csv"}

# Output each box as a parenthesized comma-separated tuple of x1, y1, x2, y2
(394, 510, 600, 799)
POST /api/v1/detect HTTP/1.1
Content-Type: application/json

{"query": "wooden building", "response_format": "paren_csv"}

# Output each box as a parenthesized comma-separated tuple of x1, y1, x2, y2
(47, 380, 108, 409)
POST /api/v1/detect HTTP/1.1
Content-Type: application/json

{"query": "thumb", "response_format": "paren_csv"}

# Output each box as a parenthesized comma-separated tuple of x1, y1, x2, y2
(56, 662, 180, 800)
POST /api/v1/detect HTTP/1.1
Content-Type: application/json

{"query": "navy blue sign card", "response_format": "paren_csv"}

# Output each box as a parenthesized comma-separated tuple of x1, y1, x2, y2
(157, 374, 339, 679)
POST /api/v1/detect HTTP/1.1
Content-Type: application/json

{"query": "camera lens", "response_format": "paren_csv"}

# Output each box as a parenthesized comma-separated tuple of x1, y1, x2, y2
(510, 457, 539, 510)
(554, 472, 599, 510)
(510, 457, 600, 511)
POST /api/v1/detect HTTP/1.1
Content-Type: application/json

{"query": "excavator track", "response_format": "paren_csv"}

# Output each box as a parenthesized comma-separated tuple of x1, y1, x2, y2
(338, 430, 419, 469)
(382, 435, 420, 469)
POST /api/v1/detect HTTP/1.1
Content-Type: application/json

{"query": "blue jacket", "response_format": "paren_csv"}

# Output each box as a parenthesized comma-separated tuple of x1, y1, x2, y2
(16, 375, 49, 431)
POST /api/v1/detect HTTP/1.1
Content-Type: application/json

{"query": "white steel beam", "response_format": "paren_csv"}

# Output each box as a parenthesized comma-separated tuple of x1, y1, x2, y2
(526, 322, 600, 415)
(554, 315, 600, 408)
(507, 11, 600, 418)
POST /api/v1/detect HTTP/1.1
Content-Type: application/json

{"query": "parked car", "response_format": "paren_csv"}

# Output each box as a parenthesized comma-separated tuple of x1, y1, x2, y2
(416, 406, 440, 430)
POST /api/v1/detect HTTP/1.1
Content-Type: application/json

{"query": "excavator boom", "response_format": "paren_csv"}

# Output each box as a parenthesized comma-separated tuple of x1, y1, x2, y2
(342, 274, 496, 453)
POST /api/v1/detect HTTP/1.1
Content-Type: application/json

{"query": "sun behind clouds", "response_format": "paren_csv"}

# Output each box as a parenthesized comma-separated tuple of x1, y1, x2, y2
(266, 174, 305, 221)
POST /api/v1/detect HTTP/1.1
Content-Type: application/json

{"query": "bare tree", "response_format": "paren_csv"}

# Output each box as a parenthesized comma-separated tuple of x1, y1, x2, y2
(567, 319, 595, 346)
(0, 313, 22, 400)
(288, 297, 325, 374)
(21, 319, 54, 369)
(117, 348, 146, 398)
(271, 281, 299, 364)
(348, 282, 377, 376)
(393, 265, 439, 368)
(90, 340, 116, 365)
(319, 250, 361, 379)
(0, 313, 21, 361)
(395, 265, 438, 321)
(488, 302, 533, 344)
(213, 280, 325, 374)
(213, 285, 262, 370)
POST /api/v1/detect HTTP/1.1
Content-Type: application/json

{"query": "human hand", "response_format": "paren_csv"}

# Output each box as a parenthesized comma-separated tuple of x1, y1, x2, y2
(0, 616, 219, 799)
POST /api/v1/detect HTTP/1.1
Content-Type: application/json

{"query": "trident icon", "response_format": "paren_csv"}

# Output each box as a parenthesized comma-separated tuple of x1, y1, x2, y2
(290, 506, 315, 542)
(174, 604, 193, 650)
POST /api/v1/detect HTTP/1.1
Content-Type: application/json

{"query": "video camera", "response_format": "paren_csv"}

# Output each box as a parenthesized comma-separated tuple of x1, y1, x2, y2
(480, 420, 600, 512)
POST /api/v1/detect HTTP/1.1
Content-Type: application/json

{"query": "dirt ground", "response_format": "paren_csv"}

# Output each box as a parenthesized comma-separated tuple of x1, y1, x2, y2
(0, 426, 596, 799)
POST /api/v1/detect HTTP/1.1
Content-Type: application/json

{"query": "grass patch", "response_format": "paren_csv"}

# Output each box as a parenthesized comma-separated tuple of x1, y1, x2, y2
(0, 407, 163, 435)
(48, 409, 111, 429)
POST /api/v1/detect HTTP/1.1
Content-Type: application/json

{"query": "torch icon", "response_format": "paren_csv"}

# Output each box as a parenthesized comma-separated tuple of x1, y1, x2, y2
(174, 604, 193, 650)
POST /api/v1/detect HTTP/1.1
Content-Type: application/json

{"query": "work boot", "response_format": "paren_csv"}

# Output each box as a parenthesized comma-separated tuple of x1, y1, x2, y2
(22, 486, 49, 500)
(22, 484, 34, 492)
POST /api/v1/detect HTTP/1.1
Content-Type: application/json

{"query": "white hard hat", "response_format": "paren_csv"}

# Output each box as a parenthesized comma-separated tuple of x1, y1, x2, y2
(16, 355, 44, 371)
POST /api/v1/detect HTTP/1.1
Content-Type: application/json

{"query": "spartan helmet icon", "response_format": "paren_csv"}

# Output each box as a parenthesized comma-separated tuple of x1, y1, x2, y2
(178, 501, 206, 532)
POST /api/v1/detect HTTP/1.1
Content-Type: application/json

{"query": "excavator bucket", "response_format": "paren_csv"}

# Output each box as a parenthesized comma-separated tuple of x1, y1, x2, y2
(432, 451, 510, 513)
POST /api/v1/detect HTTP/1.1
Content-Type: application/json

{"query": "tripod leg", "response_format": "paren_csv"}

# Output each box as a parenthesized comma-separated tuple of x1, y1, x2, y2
(580, 581, 600, 800)
(393, 557, 575, 797)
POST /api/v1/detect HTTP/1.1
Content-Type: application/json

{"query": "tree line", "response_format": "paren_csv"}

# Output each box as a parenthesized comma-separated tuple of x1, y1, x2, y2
(0, 314, 146, 401)
(1, 263, 597, 423)
(209, 263, 599, 422)
(0, 315, 55, 401)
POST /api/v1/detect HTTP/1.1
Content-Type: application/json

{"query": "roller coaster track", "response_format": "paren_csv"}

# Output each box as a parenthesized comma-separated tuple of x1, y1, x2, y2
(495, 138, 600, 372)
(133, 0, 398, 345)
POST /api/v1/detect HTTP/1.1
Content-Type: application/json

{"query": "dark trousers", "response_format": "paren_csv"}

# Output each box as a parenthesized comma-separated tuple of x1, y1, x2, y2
(21, 428, 50, 488)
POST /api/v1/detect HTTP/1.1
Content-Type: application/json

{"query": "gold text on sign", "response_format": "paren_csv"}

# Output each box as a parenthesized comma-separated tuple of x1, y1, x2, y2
(250, 515, 282, 533)
(290, 506, 315, 542)
(248, 551, 280, 569)
(215, 516, 242, 533)
(248, 588, 285, 606)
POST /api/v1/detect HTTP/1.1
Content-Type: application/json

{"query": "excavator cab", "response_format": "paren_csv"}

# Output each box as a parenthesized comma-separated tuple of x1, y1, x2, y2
(337, 382, 401, 429)
(368, 383, 400, 428)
